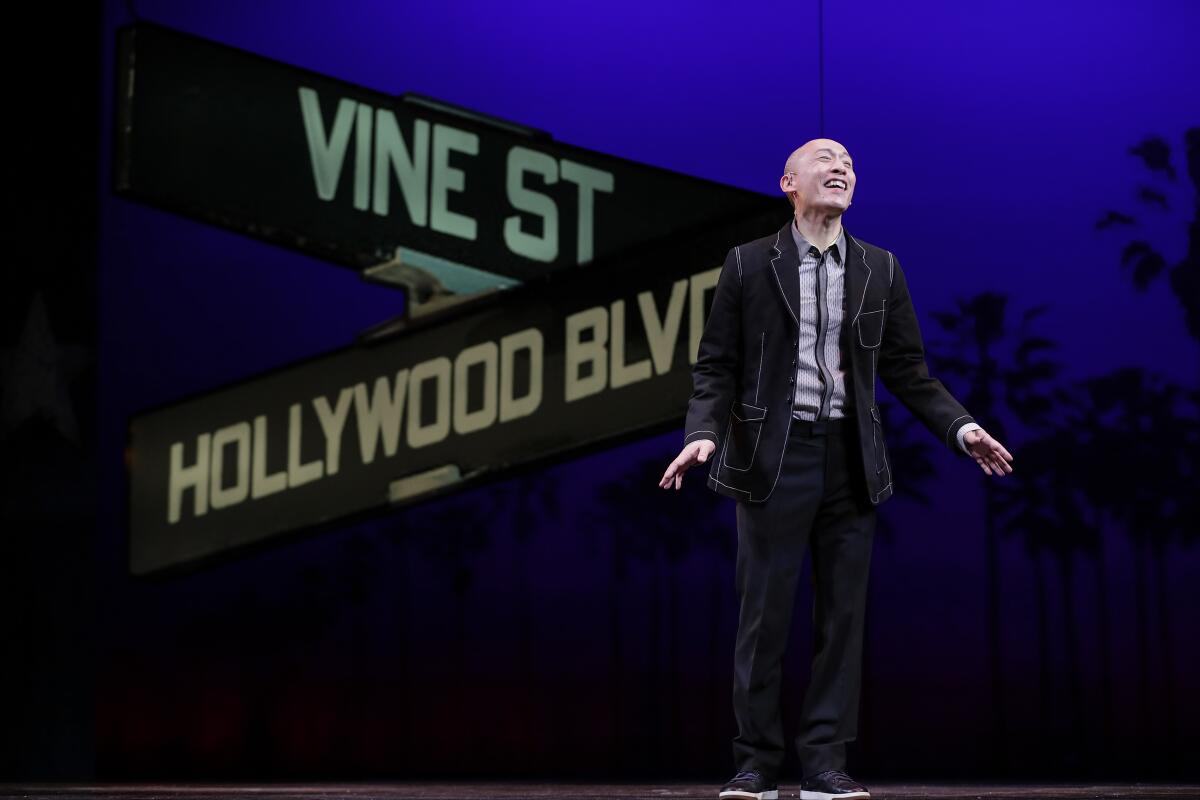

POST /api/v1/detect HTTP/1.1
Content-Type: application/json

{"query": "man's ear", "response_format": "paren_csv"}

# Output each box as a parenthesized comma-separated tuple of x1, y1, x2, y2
(779, 174, 795, 205)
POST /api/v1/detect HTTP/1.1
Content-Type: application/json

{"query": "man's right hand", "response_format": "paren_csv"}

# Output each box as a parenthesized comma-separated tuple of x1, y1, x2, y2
(658, 439, 718, 491)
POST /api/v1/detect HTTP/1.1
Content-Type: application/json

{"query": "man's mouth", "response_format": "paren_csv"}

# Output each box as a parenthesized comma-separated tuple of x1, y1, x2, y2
(824, 179, 848, 191)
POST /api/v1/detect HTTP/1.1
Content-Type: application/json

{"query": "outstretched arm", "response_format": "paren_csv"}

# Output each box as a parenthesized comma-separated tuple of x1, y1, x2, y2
(878, 253, 1012, 475)
(962, 427, 1013, 476)
(682, 247, 742, 450)
(660, 247, 742, 489)
(659, 439, 718, 490)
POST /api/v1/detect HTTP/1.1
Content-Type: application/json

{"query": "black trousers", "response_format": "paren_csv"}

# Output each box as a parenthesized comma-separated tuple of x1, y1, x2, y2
(731, 416, 877, 781)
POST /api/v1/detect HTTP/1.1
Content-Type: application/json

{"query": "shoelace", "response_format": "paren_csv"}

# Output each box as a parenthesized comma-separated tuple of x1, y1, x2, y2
(732, 771, 762, 782)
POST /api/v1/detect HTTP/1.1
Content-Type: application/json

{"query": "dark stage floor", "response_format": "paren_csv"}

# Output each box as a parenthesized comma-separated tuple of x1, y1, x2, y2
(0, 784, 1197, 800)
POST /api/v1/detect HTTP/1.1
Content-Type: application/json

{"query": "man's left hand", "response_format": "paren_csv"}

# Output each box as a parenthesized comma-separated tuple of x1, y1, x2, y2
(964, 428, 1013, 476)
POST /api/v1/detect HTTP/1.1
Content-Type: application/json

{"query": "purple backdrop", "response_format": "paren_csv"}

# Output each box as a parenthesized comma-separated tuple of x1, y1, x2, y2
(90, 0, 1200, 781)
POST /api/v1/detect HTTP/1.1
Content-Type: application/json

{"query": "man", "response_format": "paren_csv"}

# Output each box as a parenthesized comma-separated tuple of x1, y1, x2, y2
(658, 139, 1013, 800)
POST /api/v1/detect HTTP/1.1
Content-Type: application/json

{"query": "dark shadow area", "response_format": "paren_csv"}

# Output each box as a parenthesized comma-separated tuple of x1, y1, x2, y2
(0, 2, 102, 782)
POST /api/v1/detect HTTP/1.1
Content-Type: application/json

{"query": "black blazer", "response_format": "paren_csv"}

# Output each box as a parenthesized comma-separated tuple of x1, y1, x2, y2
(683, 219, 975, 505)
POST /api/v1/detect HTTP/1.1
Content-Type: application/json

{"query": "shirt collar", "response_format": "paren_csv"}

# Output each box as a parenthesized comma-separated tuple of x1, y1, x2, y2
(791, 218, 845, 264)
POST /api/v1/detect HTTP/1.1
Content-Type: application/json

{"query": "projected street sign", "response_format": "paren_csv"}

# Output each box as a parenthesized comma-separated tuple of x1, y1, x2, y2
(114, 23, 778, 294)
(127, 208, 784, 575)
(116, 22, 790, 574)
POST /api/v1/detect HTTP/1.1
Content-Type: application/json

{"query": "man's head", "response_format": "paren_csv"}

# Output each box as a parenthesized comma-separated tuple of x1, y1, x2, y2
(780, 138, 855, 216)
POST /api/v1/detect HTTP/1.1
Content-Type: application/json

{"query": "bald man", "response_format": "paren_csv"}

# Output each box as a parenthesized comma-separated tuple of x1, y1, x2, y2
(659, 139, 1012, 800)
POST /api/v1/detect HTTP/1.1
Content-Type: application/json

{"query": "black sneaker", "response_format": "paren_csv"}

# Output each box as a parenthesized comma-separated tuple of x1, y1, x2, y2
(799, 769, 870, 800)
(719, 769, 779, 800)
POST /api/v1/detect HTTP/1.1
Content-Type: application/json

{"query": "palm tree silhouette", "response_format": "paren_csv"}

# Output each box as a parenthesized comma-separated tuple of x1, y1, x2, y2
(1094, 128, 1200, 774)
(393, 492, 495, 767)
(1097, 129, 1200, 344)
(927, 291, 1061, 773)
(990, 390, 1104, 770)
(591, 449, 732, 774)
(486, 468, 562, 770)
(1055, 367, 1200, 774)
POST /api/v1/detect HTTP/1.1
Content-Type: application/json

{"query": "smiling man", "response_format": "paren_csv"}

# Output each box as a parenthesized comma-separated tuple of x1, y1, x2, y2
(659, 139, 1013, 800)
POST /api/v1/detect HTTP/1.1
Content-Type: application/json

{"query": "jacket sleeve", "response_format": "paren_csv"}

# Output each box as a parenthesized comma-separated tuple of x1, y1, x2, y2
(683, 247, 742, 449)
(877, 252, 975, 453)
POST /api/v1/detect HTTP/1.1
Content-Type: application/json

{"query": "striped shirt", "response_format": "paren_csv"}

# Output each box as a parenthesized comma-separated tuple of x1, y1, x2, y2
(791, 221, 848, 421)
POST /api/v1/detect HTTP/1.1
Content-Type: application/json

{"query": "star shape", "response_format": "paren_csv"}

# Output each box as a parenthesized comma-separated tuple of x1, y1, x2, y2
(1, 291, 89, 445)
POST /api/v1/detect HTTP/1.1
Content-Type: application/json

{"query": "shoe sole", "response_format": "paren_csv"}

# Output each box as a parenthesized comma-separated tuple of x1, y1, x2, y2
(799, 791, 870, 800)
(719, 791, 778, 800)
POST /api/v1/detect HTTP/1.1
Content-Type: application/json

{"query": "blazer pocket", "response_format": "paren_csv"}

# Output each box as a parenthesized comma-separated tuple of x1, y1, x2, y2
(722, 401, 768, 471)
(869, 404, 891, 480)
(856, 307, 885, 349)
(730, 400, 767, 422)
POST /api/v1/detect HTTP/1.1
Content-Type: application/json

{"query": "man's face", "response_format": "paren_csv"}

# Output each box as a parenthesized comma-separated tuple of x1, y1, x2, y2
(780, 139, 856, 214)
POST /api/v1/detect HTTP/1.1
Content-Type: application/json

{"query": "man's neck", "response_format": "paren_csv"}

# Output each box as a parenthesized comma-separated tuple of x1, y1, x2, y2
(793, 208, 842, 252)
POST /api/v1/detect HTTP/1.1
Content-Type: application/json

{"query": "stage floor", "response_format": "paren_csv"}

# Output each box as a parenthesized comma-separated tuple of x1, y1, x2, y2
(0, 784, 1197, 800)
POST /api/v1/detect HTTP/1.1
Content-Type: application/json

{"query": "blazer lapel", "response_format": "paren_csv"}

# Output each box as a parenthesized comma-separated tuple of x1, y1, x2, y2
(769, 220, 801, 326)
(843, 229, 872, 324)
(773, 221, 873, 327)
